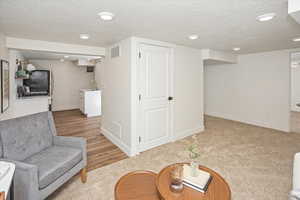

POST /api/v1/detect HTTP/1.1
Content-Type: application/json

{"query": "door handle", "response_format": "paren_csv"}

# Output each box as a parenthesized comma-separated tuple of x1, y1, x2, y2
(168, 96, 173, 101)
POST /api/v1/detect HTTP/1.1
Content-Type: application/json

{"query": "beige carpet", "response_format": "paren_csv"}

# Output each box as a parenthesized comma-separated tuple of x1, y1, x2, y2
(48, 116, 300, 200)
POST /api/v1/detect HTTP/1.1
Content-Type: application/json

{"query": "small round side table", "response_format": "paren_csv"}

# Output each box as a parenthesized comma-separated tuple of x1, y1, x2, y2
(115, 170, 160, 200)
(156, 163, 231, 200)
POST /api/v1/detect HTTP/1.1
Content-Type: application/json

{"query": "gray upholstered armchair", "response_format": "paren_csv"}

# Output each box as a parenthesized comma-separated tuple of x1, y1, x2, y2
(0, 112, 87, 200)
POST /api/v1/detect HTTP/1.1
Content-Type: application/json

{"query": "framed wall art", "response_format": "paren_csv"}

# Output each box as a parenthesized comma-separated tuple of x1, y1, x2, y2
(1, 60, 9, 113)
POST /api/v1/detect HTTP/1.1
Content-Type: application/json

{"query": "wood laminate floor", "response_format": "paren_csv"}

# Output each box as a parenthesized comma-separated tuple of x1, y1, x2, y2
(53, 109, 128, 172)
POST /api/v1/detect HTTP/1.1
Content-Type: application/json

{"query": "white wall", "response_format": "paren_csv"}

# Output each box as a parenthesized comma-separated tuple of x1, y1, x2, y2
(0, 33, 8, 118)
(30, 60, 95, 111)
(0, 35, 103, 120)
(6, 37, 105, 56)
(202, 49, 238, 64)
(204, 49, 291, 132)
(94, 61, 103, 89)
(2, 50, 24, 119)
(100, 38, 133, 155)
(98, 37, 205, 156)
(174, 45, 204, 139)
(0, 50, 49, 121)
(0, 33, 8, 60)
(291, 53, 300, 112)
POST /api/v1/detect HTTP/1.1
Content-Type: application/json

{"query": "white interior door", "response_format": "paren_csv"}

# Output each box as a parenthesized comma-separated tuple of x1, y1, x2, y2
(138, 43, 173, 152)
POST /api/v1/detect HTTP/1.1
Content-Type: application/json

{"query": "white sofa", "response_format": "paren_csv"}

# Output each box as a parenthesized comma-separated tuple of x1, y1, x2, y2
(290, 153, 300, 200)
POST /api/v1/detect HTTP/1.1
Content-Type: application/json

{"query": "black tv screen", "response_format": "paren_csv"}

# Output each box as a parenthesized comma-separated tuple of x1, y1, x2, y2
(24, 70, 50, 94)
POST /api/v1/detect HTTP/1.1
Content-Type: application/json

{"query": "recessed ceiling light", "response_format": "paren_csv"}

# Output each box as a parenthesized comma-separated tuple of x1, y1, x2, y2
(233, 47, 241, 51)
(293, 38, 300, 42)
(189, 34, 199, 40)
(256, 13, 276, 22)
(64, 55, 69, 58)
(98, 12, 115, 21)
(80, 34, 90, 40)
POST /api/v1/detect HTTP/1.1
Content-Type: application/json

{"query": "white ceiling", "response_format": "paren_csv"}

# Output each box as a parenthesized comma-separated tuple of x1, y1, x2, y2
(1, 0, 300, 54)
(20, 50, 101, 61)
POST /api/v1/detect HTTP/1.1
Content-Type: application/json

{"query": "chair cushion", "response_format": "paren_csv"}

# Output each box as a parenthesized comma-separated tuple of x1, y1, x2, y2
(24, 145, 82, 189)
(0, 112, 53, 161)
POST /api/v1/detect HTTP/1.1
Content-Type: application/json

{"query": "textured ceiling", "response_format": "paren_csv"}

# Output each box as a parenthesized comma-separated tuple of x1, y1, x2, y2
(1, 0, 300, 54)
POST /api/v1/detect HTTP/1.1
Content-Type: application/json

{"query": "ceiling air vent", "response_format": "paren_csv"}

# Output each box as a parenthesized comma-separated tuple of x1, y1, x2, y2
(111, 45, 120, 58)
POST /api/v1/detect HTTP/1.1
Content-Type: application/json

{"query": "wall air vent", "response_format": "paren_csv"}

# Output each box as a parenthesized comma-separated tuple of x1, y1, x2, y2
(111, 45, 120, 58)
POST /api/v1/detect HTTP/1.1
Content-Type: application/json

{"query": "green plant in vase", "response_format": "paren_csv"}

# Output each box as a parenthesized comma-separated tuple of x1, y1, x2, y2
(187, 144, 200, 177)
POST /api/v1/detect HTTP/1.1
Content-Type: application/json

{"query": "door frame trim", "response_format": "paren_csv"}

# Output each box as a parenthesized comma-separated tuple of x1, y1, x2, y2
(130, 37, 175, 156)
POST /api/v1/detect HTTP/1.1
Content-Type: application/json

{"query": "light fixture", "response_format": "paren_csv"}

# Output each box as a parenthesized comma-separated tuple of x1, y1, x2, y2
(189, 34, 199, 40)
(293, 38, 300, 42)
(64, 55, 69, 58)
(233, 47, 241, 51)
(98, 12, 115, 21)
(256, 13, 276, 22)
(80, 34, 90, 40)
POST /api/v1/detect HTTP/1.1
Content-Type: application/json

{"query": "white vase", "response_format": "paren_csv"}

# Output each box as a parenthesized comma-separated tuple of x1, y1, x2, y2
(190, 161, 198, 177)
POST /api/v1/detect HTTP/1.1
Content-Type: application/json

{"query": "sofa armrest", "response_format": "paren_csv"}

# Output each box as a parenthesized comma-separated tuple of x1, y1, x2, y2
(294, 153, 300, 190)
(53, 136, 87, 166)
(0, 159, 39, 200)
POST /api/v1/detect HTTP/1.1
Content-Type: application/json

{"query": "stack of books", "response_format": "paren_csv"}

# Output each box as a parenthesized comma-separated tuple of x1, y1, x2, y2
(0, 162, 10, 180)
(182, 164, 212, 193)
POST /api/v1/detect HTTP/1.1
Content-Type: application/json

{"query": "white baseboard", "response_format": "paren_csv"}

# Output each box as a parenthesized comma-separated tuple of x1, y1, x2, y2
(101, 127, 133, 157)
(205, 111, 289, 132)
(53, 106, 79, 112)
(173, 125, 205, 141)
(102, 125, 204, 157)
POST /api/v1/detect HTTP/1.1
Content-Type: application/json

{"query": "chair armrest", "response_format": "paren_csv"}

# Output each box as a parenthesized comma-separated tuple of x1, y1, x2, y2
(293, 153, 300, 190)
(0, 159, 39, 200)
(53, 136, 87, 166)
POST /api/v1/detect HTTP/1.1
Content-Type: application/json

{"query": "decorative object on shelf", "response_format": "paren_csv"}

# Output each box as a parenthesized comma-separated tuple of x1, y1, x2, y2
(187, 143, 200, 177)
(169, 164, 184, 193)
(26, 63, 36, 71)
(16, 59, 22, 71)
(1, 60, 9, 113)
(15, 70, 28, 79)
(15, 59, 29, 79)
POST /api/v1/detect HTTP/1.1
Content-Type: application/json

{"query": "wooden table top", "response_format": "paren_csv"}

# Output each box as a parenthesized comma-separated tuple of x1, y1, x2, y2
(156, 163, 231, 200)
(115, 170, 160, 200)
(0, 192, 4, 200)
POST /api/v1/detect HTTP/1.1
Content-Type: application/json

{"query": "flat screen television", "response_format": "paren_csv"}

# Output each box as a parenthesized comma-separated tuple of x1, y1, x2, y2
(23, 70, 50, 96)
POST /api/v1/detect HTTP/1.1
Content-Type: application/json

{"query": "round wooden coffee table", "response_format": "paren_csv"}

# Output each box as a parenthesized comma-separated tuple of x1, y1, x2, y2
(156, 163, 231, 200)
(115, 170, 160, 200)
